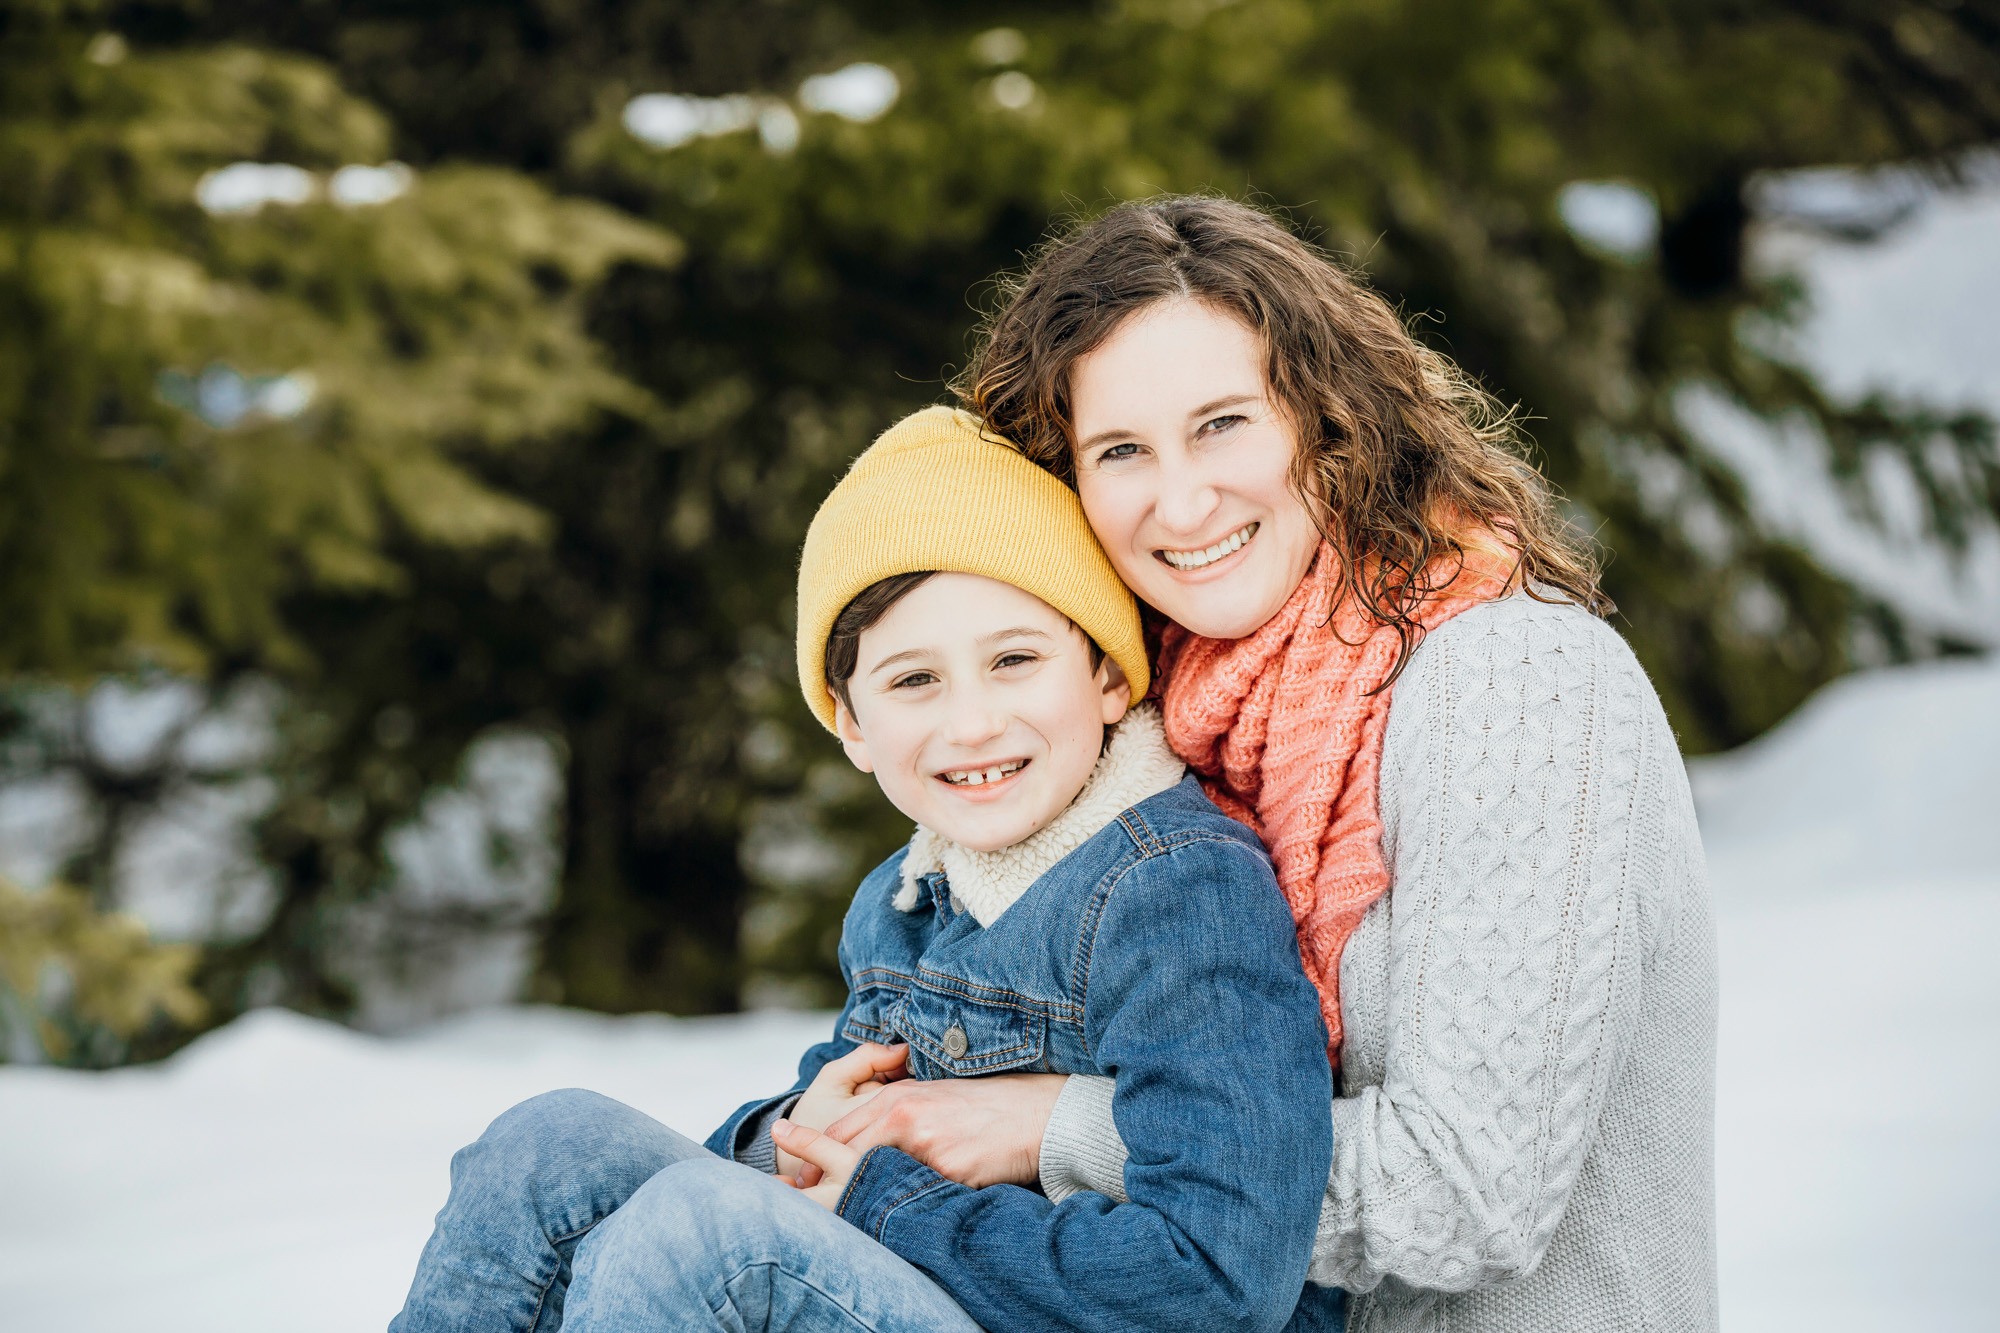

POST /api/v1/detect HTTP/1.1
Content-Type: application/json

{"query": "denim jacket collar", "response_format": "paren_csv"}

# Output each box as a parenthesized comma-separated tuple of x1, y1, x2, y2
(895, 703, 1186, 927)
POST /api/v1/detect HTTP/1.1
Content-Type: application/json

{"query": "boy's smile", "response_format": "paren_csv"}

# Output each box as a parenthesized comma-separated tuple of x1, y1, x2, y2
(936, 757, 1028, 790)
(834, 573, 1131, 853)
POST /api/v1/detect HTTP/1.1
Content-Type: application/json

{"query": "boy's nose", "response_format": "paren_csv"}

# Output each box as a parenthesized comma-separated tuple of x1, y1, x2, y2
(941, 695, 1010, 749)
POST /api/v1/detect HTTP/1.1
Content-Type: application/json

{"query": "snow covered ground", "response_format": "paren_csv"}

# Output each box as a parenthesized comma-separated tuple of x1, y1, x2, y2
(4, 653, 1996, 1332)
(0, 1005, 828, 1330)
(1692, 658, 2000, 1332)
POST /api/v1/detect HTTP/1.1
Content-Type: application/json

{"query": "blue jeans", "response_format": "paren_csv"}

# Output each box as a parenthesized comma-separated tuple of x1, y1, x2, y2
(391, 1088, 984, 1333)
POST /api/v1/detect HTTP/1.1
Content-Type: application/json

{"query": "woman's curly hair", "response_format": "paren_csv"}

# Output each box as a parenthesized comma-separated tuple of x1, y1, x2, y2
(957, 195, 1610, 674)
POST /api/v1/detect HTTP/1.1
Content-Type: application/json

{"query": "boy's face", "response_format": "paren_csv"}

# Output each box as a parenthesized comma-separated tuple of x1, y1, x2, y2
(834, 573, 1132, 854)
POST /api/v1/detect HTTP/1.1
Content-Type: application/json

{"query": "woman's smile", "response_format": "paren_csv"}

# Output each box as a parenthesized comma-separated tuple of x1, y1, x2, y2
(1156, 521, 1259, 573)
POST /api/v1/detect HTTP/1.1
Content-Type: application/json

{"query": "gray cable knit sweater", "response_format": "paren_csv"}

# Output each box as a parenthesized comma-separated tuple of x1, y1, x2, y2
(1038, 594, 1720, 1332)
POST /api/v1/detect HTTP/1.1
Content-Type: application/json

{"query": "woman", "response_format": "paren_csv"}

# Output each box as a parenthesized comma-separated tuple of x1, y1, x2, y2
(817, 196, 1719, 1332)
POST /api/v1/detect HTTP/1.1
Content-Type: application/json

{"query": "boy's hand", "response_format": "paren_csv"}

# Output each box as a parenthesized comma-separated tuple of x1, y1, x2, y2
(773, 1118, 864, 1212)
(779, 1042, 909, 1179)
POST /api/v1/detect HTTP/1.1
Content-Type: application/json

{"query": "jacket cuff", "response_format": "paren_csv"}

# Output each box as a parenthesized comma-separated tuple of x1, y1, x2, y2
(1038, 1073, 1130, 1203)
(703, 1091, 802, 1167)
(836, 1145, 961, 1240)
(735, 1092, 804, 1174)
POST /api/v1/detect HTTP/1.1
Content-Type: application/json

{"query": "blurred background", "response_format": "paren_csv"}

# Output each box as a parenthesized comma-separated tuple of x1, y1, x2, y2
(0, 1, 1996, 1329)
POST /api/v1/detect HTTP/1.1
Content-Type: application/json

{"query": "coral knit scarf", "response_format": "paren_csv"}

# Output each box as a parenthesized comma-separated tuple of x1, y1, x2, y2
(1160, 540, 1512, 1065)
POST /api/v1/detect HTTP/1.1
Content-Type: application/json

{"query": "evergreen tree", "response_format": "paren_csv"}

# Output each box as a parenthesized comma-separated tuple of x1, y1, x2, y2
(1, 0, 675, 679)
(0, 0, 679, 1039)
(0, 872, 204, 1065)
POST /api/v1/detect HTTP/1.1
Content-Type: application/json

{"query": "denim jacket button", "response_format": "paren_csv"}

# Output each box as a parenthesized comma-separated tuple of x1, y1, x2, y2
(942, 1023, 968, 1058)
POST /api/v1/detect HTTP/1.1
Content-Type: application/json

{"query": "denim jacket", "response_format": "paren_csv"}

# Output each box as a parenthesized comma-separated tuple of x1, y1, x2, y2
(709, 775, 1340, 1333)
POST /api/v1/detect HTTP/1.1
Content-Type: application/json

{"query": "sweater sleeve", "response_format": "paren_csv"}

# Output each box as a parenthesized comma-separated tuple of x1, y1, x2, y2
(1035, 597, 1680, 1295)
(1039, 1071, 1127, 1203)
(1309, 597, 1663, 1292)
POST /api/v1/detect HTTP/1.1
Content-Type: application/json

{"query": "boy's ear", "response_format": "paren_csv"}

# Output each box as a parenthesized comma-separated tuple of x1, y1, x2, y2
(1096, 655, 1133, 725)
(832, 697, 874, 773)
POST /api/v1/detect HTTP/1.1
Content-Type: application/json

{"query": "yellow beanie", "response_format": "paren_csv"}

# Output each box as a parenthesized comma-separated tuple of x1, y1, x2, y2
(796, 406, 1147, 733)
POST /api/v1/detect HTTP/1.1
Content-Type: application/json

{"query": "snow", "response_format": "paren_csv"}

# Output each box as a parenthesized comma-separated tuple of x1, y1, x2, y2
(0, 1005, 830, 1330)
(1689, 656, 2000, 897)
(1761, 171, 2000, 418)
(3, 656, 1996, 1331)
(1690, 658, 2000, 1333)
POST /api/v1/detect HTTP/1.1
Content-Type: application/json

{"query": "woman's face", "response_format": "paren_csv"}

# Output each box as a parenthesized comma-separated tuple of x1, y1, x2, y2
(1069, 299, 1321, 640)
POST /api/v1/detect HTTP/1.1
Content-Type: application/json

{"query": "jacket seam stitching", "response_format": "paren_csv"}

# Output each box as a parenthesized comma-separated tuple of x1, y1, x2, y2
(1072, 857, 1156, 1063)
(871, 1173, 956, 1242)
(908, 969, 1078, 1018)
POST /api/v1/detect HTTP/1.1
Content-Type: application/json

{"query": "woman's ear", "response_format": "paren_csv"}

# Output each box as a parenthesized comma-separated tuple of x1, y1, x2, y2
(833, 698, 875, 773)
(1096, 656, 1133, 725)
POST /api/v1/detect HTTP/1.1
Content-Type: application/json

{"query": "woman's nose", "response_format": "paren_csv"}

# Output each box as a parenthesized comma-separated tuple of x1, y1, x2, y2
(1151, 451, 1223, 537)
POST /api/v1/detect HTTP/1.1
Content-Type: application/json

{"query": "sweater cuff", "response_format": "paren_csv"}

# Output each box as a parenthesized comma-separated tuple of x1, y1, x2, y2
(1038, 1073, 1130, 1203)
(735, 1092, 804, 1175)
(836, 1145, 961, 1241)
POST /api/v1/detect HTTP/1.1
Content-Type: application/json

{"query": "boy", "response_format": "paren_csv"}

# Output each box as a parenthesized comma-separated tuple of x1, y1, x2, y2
(391, 408, 1338, 1333)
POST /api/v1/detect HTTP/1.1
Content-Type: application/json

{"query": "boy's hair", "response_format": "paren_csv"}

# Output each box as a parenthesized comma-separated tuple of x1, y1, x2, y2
(823, 571, 1106, 719)
(825, 571, 939, 716)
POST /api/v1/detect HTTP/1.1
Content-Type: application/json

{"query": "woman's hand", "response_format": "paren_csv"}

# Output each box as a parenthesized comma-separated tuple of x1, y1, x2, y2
(817, 1072, 1069, 1189)
(779, 1043, 909, 1178)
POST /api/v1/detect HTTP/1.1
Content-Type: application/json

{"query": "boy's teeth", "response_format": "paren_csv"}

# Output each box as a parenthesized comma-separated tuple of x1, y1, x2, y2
(1163, 522, 1258, 570)
(944, 760, 1024, 786)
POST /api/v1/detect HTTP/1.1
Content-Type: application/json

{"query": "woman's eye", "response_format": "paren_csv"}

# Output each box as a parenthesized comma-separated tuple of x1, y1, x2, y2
(1198, 413, 1246, 438)
(1092, 441, 1142, 466)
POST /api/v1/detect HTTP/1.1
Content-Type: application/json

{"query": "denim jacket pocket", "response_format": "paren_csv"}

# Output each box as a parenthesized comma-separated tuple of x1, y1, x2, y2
(841, 969, 910, 1047)
(892, 981, 1048, 1077)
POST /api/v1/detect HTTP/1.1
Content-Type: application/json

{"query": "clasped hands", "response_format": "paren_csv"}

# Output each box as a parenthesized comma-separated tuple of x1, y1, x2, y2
(770, 1042, 1066, 1213)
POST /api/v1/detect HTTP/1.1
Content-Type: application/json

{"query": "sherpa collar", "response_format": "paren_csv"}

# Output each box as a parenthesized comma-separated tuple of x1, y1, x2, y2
(895, 703, 1187, 927)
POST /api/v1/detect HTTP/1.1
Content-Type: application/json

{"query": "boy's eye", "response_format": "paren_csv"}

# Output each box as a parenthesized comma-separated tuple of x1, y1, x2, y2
(993, 652, 1038, 670)
(889, 671, 939, 690)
